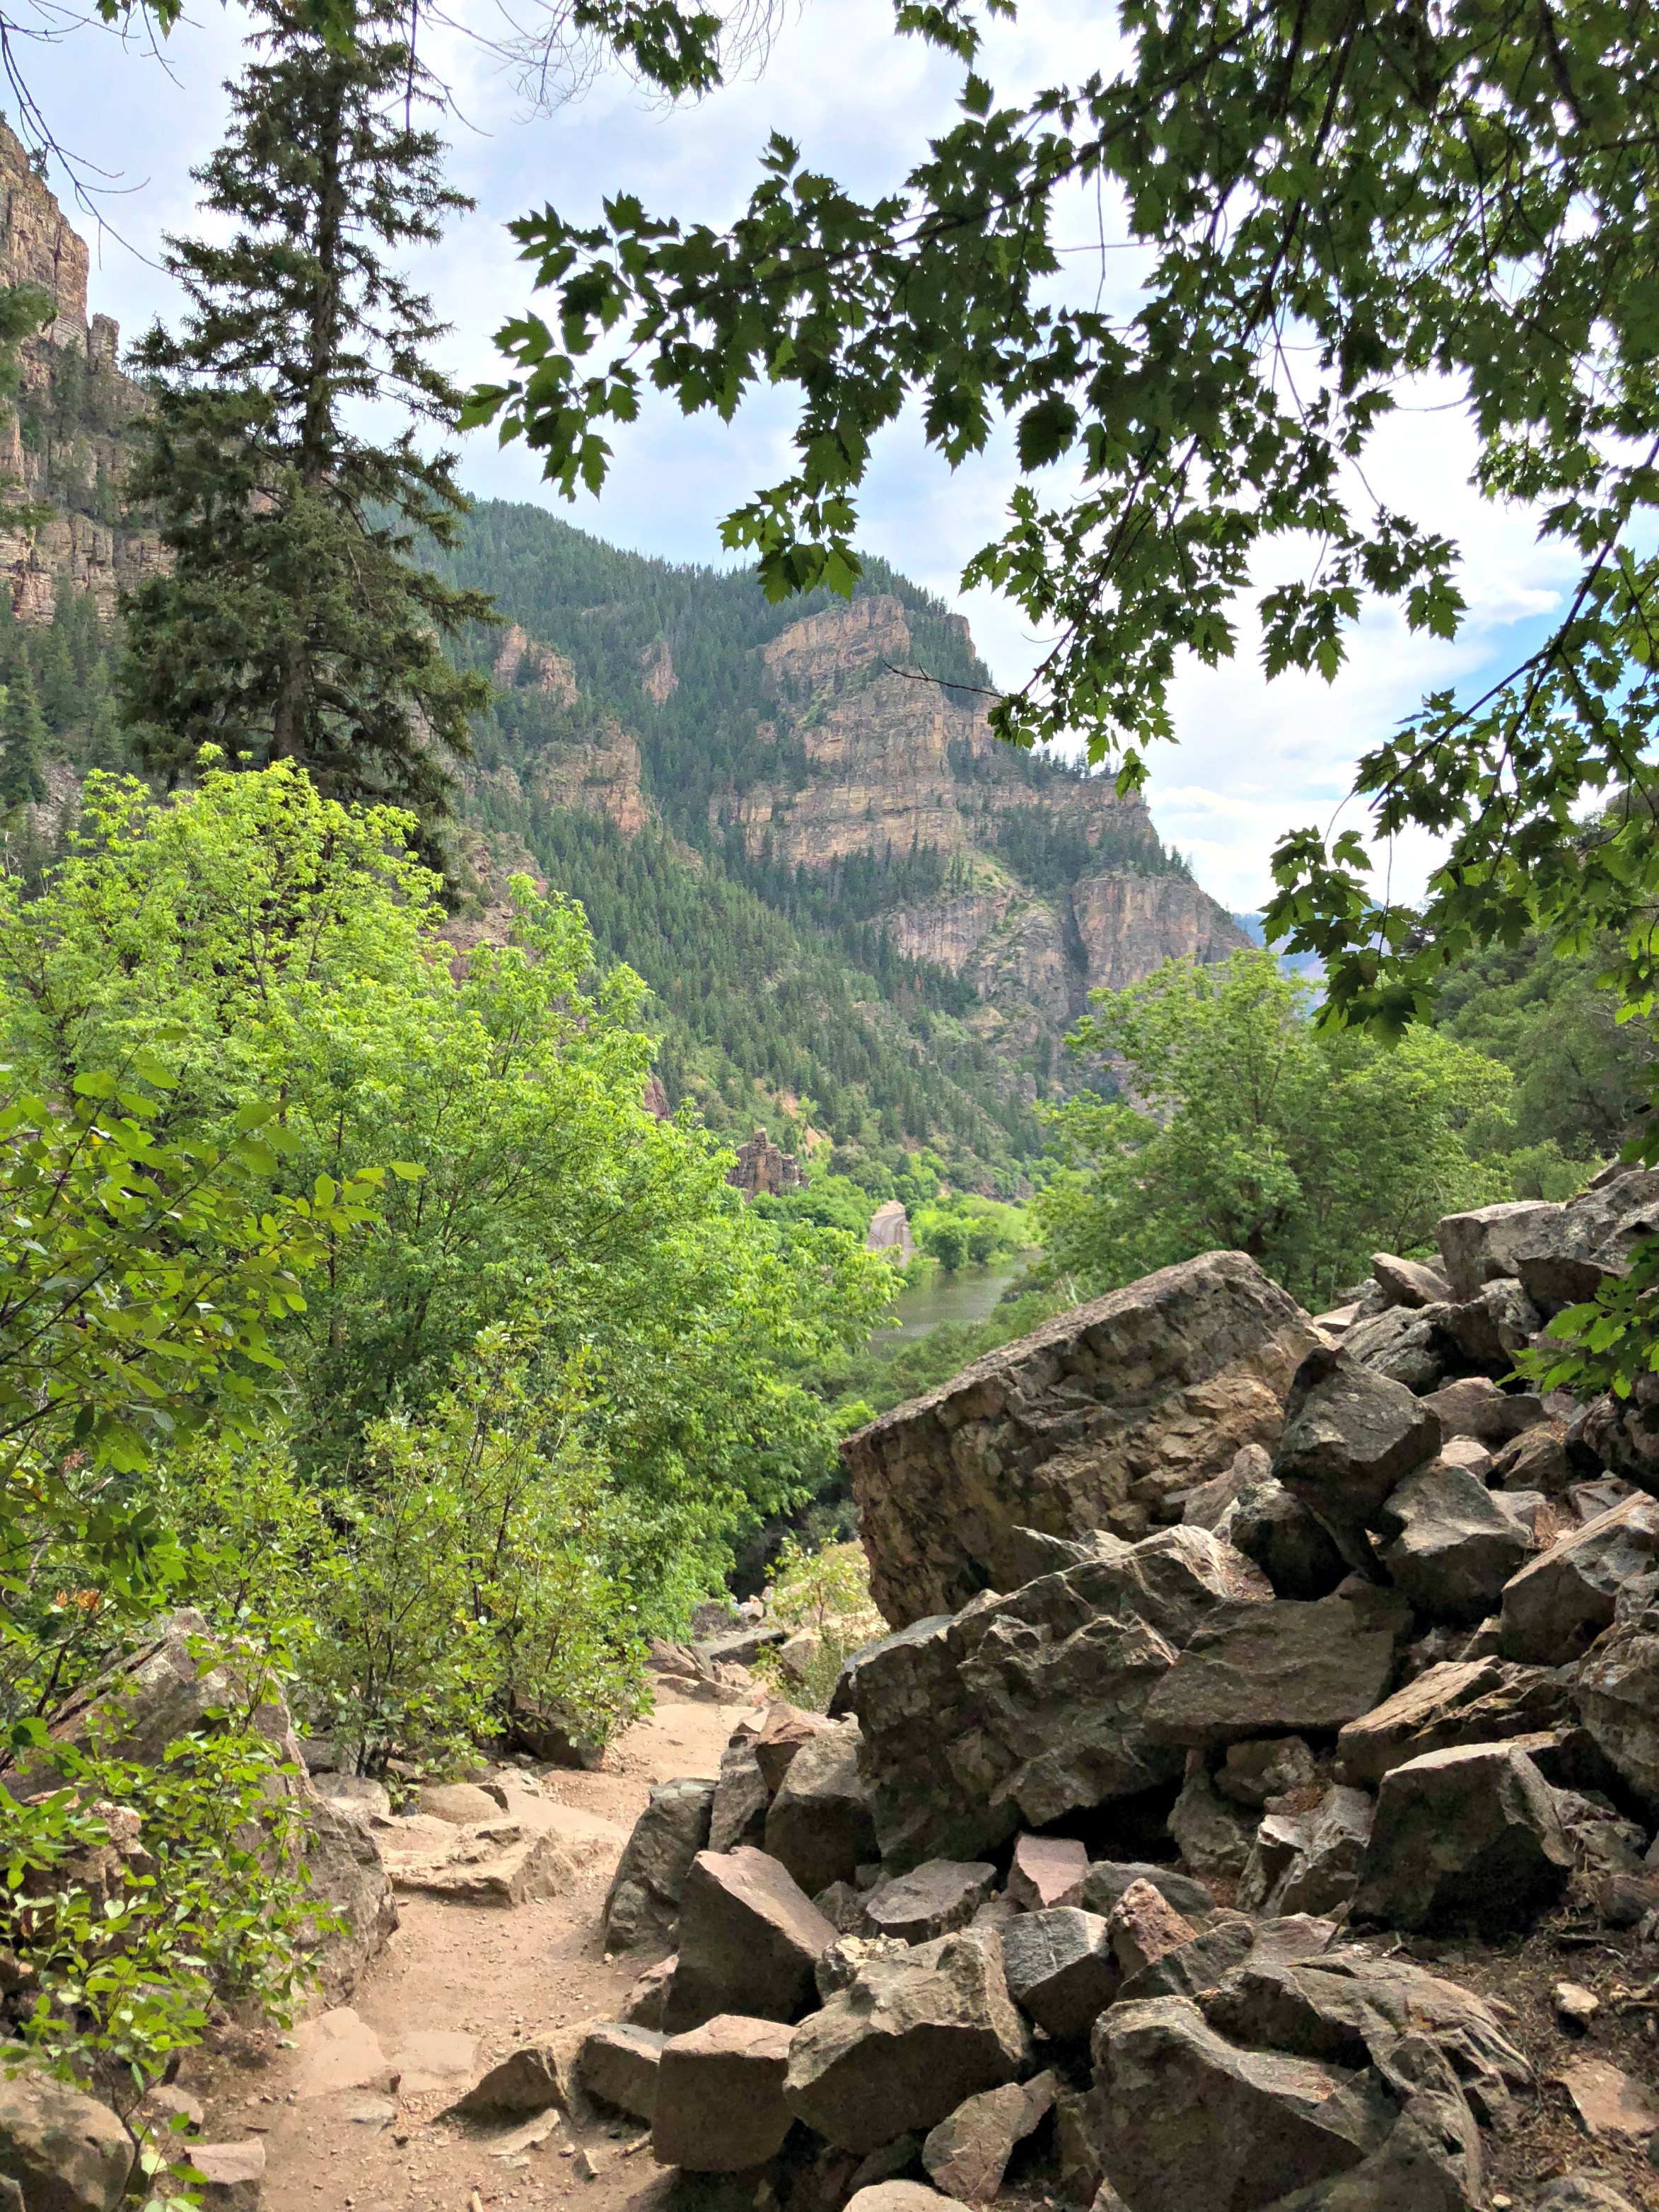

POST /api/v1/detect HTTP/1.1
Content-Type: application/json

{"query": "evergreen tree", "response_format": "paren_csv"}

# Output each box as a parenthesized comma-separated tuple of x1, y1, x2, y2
(0, 659, 47, 807)
(120, 0, 494, 860)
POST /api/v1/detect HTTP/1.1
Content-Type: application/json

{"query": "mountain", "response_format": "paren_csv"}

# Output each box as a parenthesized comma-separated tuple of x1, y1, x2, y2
(433, 502, 1249, 1184)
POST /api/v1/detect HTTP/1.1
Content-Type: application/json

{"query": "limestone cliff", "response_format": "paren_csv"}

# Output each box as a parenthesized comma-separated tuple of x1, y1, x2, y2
(0, 124, 158, 619)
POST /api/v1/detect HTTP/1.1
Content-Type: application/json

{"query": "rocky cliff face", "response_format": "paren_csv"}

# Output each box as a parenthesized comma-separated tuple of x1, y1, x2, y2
(0, 124, 158, 620)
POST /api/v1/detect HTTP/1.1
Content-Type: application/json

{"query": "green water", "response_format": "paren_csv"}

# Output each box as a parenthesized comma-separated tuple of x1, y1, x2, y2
(884, 1261, 1025, 1341)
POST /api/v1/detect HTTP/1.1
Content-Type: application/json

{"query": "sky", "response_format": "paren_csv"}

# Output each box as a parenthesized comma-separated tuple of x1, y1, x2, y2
(25, 0, 1577, 912)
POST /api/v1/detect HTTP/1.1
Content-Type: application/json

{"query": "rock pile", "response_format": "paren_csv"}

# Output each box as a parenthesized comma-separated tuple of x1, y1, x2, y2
(542, 1183, 1659, 2212)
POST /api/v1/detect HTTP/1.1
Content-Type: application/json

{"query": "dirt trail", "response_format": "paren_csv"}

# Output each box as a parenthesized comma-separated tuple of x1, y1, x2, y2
(180, 1688, 741, 2212)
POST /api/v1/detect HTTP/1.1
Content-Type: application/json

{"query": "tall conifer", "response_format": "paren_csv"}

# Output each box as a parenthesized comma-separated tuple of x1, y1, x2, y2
(0, 659, 47, 807)
(120, 0, 494, 856)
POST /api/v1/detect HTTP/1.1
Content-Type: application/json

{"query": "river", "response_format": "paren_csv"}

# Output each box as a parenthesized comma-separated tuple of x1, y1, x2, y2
(883, 1259, 1026, 1341)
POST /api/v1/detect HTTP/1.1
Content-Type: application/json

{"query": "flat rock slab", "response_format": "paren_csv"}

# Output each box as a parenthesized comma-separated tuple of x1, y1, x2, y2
(1351, 1740, 1573, 1936)
(664, 1846, 837, 2031)
(653, 2013, 795, 2172)
(1143, 1585, 1411, 1747)
(376, 1819, 579, 1907)
(842, 1250, 1320, 1624)
(291, 2007, 389, 2099)
(785, 1930, 1031, 2153)
(846, 2188, 958, 2212)
(190, 2140, 265, 2212)
(1334, 1658, 1572, 1786)
(1006, 1832, 1088, 1911)
(1556, 2059, 1659, 2148)
(385, 2029, 477, 2095)
(863, 1861, 999, 1944)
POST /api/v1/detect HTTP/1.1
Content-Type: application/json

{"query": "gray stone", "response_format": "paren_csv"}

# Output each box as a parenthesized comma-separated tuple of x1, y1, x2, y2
(816, 1880, 866, 1933)
(709, 1732, 769, 1855)
(311, 1773, 392, 1822)
(1500, 1494, 1659, 1665)
(1222, 1476, 1350, 1600)
(653, 2013, 796, 2172)
(603, 1777, 716, 1953)
(1217, 1735, 1318, 1807)
(580, 2022, 664, 2121)
(1271, 1350, 1442, 1566)
(452, 2029, 589, 2119)
(1440, 1280, 1541, 1369)
(1418, 1375, 1548, 1445)
(1375, 1462, 1533, 1624)
(190, 2141, 265, 2212)
(1003, 1527, 1130, 1583)
(753, 1704, 832, 1797)
(842, 1252, 1321, 1624)
(1334, 1658, 1573, 1786)
(1351, 1741, 1573, 1934)
(1515, 1167, 1659, 1311)
(1576, 1576, 1659, 1803)
(619, 1956, 675, 2030)
(1573, 1386, 1659, 1493)
(837, 1527, 1271, 1870)
(921, 2073, 1055, 2203)
(665, 1847, 837, 2031)
(845, 2189, 957, 2212)
(1435, 1199, 1564, 1303)
(862, 1861, 997, 1945)
(1182, 1445, 1271, 1532)
(694, 1625, 786, 1670)
(0, 2062, 132, 2212)
(1170, 1764, 1256, 1880)
(1534, 2177, 1643, 2212)
(1237, 1788, 1373, 1919)
(1000, 1908, 1117, 2039)
(817, 1933, 911, 2001)
(1088, 1996, 1390, 2212)
(1489, 1422, 1573, 1494)
(1371, 1254, 1452, 1310)
(1052, 2086, 1103, 2206)
(784, 1931, 1031, 2153)
(414, 1781, 500, 1824)
(1113, 1912, 1257, 2007)
(764, 1721, 878, 1897)
(1106, 1879, 1199, 1979)
(1077, 1861, 1215, 1924)
(1006, 1832, 1088, 1911)
(1342, 1304, 1452, 1395)
(1143, 1584, 1411, 1748)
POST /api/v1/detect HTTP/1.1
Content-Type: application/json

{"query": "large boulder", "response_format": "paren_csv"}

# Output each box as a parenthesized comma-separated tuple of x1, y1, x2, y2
(835, 1528, 1270, 1869)
(652, 2014, 796, 2172)
(1143, 1583, 1411, 1749)
(664, 1848, 836, 2031)
(1271, 1351, 1442, 1566)
(1350, 1741, 1573, 1933)
(1435, 1199, 1566, 1303)
(1575, 1576, 1659, 1804)
(764, 1720, 878, 1897)
(784, 1931, 1031, 2152)
(1499, 1494, 1659, 1665)
(1334, 1659, 1574, 1786)
(602, 1777, 717, 1954)
(1373, 1462, 1532, 1624)
(0, 2061, 132, 2212)
(841, 1252, 1320, 1624)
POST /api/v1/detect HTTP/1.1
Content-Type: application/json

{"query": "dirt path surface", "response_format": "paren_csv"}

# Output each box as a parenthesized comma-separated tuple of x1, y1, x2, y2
(180, 1689, 743, 2212)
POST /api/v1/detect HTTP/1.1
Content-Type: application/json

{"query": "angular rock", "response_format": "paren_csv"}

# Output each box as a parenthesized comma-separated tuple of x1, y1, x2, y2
(1350, 1741, 1573, 1934)
(1217, 1735, 1318, 1807)
(709, 1730, 769, 1856)
(1182, 1444, 1271, 1532)
(921, 2074, 1054, 2203)
(1435, 1199, 1564, 1303)
(837, 1527, 1271, 1869)
(1556, 2057, 1659, 2149)
(696, 1624, 786, 1670)
(1170, 1764, 1255, 1880)
(1419, 1375, 1547, 1445)
(664, 1846, 837, 2030)
(1499, 1494, 1659, 1665)
(1513, 1168, 1659, 1311)
(784, 1931, 1031, 2152)
(1003, 1527, 1130, 1584)
(1238, 1788, 1373, 1919)
(1000, 1908, 1117, 2039)
(764, 1720, 878, 1897)
(1490, 1421, 1573, 1494)
(817, 1880, 866, 1933)
(842, 1252, 1321, 1624)
(817, 1934, 911, 2001)
(1088, 1996, 1390, 2212)
(1106, 1880, 1197, 1979)
(1052, 2086, 1104, 2206)
(376, 1817, 580, 1907)
(653, 2014, 796, 2172)
(1334, 1658, 1574, 1786)
(1143, 1583, 1411, 1748)
(1221, 1473, 1351, 1601)
(862, 1861, 999, 1945)
(620, 1956, 675, 2030)
(1371, 1254, 1452, 1310)
(1535, 2179, 1643, 2212)
(1441, 1280, 1541, 1370)
(1573, 1387, 1659, 1493)
(1113, 1911, 1257, 2007)
(0, 2063, 132, 2212)
(414, 1781, 500, 1824)
(1006, 1832, 1088, 1911)
(845, 2189, 957, 2212)
(1272, 1351, 1442, 1566)
(190, 2142, 265, 2212)
(311, 1773, 392, 1822)
(1576, 1576, 1659, 1803)
(603, 1777, 716, 1953)
(452, 2028, 589, 2119)
(1374, 1462, 1532, 1624)
(1342, 1303, 1451, 1395)
(580, 2022, 665, 2121)
(1077, 1861, 1215, 1923)
(303, 1793, 402, 2005)
(754, 1704, 832, 1798)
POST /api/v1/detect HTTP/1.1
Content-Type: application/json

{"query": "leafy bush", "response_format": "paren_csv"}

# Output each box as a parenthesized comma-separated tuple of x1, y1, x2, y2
(751, 1536, 884, 1713)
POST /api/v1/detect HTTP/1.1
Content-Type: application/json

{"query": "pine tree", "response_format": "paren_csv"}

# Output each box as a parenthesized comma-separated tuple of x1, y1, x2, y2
(0, 659, 47, 807)
(119, 0, 494, 861)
